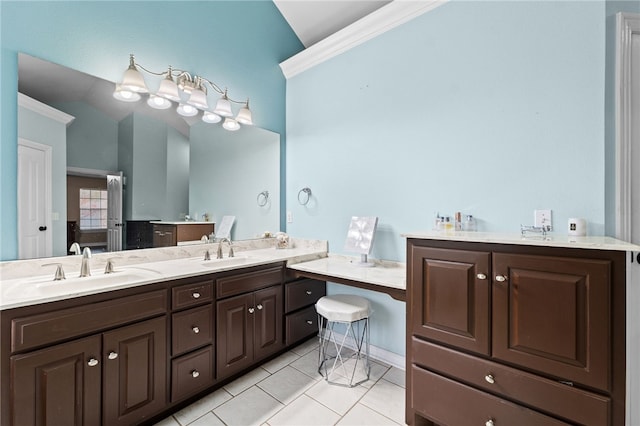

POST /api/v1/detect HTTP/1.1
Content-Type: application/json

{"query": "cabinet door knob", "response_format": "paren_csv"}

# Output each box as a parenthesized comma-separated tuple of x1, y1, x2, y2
(192, 326, 200, 334)
(306, 290, 313, 295)
(485, 374, 495, 384)
(192, 292, 201, 299)
(108, 352, 118, 360)
(248, 307, 255, 314)
(87, 358, 99, 367)
(476, 273, 487, 280)
(495, 275, 507, 282)
(306, 320, 313, 325)
(486, 420, 495, 426)
(257, 304, 263, 310)
(191, 370, 200, 378)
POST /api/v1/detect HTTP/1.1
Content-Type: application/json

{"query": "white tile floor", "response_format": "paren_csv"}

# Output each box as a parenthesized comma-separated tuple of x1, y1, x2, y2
(155, 338, 406, 426)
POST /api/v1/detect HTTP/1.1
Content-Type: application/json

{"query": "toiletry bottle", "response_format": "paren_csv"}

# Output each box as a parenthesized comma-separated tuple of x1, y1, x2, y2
(463, 215, 477, 232)
(455, 212, 462, 231)
(443, 216, 453, 231)
(434, 213, 443, 231)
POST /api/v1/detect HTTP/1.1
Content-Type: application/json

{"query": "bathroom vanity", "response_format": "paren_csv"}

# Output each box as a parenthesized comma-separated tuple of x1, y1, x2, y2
(150, 221, 215, 247)
(404, 232, 640, 426)
(0, 241, 326, 426)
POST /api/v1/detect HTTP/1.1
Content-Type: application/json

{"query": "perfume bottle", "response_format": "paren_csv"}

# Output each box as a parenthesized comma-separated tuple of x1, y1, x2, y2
(462, 215, 477, 232)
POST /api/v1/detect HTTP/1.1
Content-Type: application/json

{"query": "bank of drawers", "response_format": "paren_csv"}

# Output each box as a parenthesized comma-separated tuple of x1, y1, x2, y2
(284, 279, 325, 345)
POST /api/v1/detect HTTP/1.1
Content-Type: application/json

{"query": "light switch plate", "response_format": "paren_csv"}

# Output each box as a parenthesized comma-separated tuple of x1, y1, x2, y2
(286, 211, 293, 223)
(534, 209, 552, 229)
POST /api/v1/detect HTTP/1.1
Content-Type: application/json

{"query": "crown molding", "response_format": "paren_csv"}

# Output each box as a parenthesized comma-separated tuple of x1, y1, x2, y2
(18, 92, 75, 126)
(280, 0, 448, 79)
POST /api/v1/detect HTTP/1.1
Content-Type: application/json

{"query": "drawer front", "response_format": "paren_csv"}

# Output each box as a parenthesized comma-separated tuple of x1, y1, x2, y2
(171, 346, 214, 402)
(172, 305, 213, 356)
(412, 337, 610, 426)
(285, 279, 326, 313)
(411, 366, 570, 426)
(12, 290, 167, 353)
(172, 280, 214, 310)
(216, 266, 283, 299)
(285, 305, 319, 345)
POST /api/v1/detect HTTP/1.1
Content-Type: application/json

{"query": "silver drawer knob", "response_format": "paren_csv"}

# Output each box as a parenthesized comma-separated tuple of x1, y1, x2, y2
(486, 420, 495, 426)
(192, 292, 201, 299)
(248, 307, 255, 314)
(495, 275, 507, 282)
(108, 351, 118, 360)
(306, 290, 313, 295)
(191, 370, 200, 378)
(257, 304, 263, 310)
(485, 374, 495, 384)
(192, 326, 200, 334)
(87, 358, 99, 367)
(476, 273, 487, 280)
(306, 320, 313, 325)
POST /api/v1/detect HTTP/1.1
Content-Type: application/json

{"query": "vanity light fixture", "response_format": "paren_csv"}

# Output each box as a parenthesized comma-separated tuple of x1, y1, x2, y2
(113, 54, 254, 130)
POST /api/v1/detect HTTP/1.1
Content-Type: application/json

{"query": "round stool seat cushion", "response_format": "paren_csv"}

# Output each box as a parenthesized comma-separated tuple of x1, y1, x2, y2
(316, 295, 370, 322)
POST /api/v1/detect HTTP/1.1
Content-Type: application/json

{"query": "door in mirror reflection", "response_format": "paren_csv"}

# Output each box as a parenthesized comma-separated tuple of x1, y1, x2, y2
(107, 173, 123, 252)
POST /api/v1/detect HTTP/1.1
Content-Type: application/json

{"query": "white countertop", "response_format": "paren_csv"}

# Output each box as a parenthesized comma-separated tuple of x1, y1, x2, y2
(288, 254, 406, 291)
(402, 231, 640, 252)
(0, 239, 327, 311)
(150, 221, 215, 225)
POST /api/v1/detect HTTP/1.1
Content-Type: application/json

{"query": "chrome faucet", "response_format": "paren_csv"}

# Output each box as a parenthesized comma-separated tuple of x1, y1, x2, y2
(43, 263, 66, 281)
(217, 238, 234, 259)
(80, 247, 92, 277)
(204, 249, 211, 261)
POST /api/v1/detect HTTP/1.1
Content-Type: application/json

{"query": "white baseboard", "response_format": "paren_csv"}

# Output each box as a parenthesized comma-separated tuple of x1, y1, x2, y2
(325, 330, 405, 371)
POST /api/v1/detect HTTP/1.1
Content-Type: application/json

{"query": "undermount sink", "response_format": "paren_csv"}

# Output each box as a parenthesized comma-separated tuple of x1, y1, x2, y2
(34, 268, 162, 292)
(200, 256, 250, 268)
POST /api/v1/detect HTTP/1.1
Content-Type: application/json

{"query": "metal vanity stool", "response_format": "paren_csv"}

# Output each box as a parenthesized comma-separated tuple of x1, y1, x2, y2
(316, 294, 371, 387)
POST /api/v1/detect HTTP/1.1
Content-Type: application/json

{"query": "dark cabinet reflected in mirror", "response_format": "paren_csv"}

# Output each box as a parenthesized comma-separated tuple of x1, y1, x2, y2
(17, 53, 280, 259)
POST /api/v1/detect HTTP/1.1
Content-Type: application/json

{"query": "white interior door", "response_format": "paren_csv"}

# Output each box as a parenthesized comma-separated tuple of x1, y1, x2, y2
(17, 139, 52, 259)
(107, 173, 123, 252)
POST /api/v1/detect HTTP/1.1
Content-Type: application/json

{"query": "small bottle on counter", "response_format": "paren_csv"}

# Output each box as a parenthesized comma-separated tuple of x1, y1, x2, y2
(434, 213, 443, 231)
(462, 215, 477, 232)
(454, 212, 462, 231)
(443, 216, 454, 231)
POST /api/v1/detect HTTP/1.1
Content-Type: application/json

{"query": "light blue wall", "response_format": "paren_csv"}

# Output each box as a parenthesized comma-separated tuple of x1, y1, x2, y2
(0, 1, 303, 260)
(53, 101, 119, 171)
(189, 124, 280, 240)
(285, 1, 612, 356)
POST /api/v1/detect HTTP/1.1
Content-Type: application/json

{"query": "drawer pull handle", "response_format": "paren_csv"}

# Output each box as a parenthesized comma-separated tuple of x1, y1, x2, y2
(476, 273, 487, 280)
(485, 374, 495, 384)
(495, 275, 507, 282)
(192, 326, 200, 334)
(108, 352, 118, 360)
(306, 320, 313, 325)
(248, 307, 255, 314)
(257, 304, 263, 310)
(87, 358, 99, 367)
(306, 290, 313, 295)
(191, 370, 200, 378)
(486, 420, 495, 426)
(192, 292, 201, 299)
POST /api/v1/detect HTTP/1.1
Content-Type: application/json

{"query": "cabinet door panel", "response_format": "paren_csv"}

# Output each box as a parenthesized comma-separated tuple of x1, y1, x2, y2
(11, 335, 101, 426)
(216, 293, 254, 379)
(254, 285, 283, 360)
(410, 246, 490, 355)
(493, 253, 611, 391)
(103, 316, 167, 426)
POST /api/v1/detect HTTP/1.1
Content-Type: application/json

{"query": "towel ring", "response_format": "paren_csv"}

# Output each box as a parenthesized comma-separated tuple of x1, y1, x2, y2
(257, 190, 269, 207)
(298, 187, 312, 205)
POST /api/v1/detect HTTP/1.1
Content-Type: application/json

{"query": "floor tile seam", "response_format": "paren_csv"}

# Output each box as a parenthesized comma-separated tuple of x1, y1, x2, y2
(358, 379, 406, 424)
(213, 385, 285, 426)
(262, 391, 311, 425)
(255, 374, 318, 405)
(340, 402, 404, 426)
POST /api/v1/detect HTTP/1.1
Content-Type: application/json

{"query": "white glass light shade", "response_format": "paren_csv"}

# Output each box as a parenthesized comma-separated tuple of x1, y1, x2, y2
(202, 111, 222, 123)
(147, 95, 172, 110)
(177, 103, 198, 117)
(213, 95, 233, 117)
(120, 67, 148, 93)
(113, 85, 141, 102)
(187, 88, 209, 110)
(236, 104, 253, 125)
(156, 76, 181, 102)
(222, 118, 240, 131)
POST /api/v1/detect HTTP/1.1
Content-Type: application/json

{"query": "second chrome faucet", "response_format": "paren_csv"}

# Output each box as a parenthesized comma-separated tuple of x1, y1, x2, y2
(217, 238, 234, 259)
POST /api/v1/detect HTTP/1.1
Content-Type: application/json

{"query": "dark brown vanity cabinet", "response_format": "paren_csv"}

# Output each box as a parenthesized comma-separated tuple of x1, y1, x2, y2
(284, 278, 326, 345)
(216, 266, 284, 380)
(407, 239, 626, 426)
(6, 290, 168, 426)
(170, 280, 215, 402)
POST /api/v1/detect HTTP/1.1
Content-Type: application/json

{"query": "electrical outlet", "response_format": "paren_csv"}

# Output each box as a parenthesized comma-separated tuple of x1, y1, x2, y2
(287, 211, 293, 223)
(534, 209, 552, 230)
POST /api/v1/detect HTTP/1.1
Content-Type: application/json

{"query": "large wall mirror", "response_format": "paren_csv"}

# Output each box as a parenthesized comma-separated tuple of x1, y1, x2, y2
(17, 53, 280, 259)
